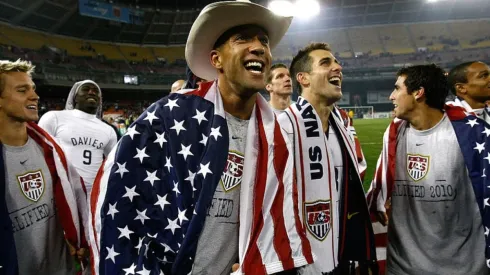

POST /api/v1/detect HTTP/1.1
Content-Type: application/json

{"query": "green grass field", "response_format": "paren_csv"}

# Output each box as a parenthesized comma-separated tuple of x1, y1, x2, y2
(353, 118, 392, 190)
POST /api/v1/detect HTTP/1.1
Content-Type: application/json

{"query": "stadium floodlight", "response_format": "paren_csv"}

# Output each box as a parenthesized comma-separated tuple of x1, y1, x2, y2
(268, 0, 320, 19)
(295, 0, 320, 19)
(268, 0, 295, 17)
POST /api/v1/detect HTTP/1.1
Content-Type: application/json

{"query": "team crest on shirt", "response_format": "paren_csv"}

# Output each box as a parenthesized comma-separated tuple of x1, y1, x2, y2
(17, 170, 45, 202)
(304, 200, 331, 241)
(221, 151, 244, 192)
(407, 154, 430, 181)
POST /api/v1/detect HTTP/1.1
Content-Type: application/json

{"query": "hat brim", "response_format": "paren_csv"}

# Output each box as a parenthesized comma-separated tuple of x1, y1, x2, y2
(185, 1, 292, 81)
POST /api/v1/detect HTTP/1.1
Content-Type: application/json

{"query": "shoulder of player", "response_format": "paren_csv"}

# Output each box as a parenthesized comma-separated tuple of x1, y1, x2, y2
(277, 110, 295, 135)
(94, 119, 117, 132)
(46, 109, 76, 118)
(39, 110, 63, 122)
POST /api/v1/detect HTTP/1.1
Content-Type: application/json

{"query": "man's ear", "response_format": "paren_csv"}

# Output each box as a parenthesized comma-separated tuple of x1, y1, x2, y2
(297, 72, 309, 88)
(265, 83, 272, 93)
(210, 50, 222, 70)
(455, 83, 467, 95)
(413, 87, 425, 101)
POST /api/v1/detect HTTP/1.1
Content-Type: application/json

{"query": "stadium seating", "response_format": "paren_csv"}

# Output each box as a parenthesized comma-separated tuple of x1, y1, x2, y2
(48, 36, 94, 57)
(152, 47, 185, 63)
(1, 19, 490, 87)
(408, 22, 457, 51)
(449, 20, 490, 49)
(90, 42, 125, 60)
(348, 27, 384, 56)
(323, 29, 353, 58)
(0, 24, 49, 50)
(377, 25, 415, 54)
(118, 45, 154, 62)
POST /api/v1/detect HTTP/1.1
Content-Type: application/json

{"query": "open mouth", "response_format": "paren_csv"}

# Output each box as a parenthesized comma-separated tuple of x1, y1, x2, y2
(244, 60, 264, 75)
(26, 104, 37, 111)
(87, 97, 98, 103)
(328, 76, 342, 88)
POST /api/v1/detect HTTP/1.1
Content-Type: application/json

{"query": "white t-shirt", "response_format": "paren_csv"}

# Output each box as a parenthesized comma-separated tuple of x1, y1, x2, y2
(388, 114, 486, 275)
(38, 109, 117, 196)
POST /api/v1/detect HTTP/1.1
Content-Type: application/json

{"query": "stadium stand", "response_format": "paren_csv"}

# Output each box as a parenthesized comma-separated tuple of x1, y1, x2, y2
(378, 25, 415, 55)
(1, 18, 489, 90)
(449, 20, 490, 49)
(348, 27, 384, 56)
(408, 22, 458, 51)
(325, 29, 353, 58)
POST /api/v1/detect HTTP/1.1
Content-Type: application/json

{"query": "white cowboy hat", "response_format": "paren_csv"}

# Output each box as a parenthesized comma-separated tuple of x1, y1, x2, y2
(185, 0, 293, 81)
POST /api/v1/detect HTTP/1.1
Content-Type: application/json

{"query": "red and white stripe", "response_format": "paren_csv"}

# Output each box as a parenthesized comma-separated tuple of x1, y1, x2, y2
(27, 122, 89, 267)
(233, 89, 314, 274)
(365, 118, 405, 274)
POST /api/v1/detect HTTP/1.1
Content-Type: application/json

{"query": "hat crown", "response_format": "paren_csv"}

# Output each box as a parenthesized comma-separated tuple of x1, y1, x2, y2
(186, 0, 293, 80)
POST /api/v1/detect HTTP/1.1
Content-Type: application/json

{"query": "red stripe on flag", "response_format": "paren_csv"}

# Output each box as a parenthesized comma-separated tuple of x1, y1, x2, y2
(354, 137, 363, 162)
(289, 108, 307, 214)
(375, 232, 388, 247)
(186, 81, 213, 97)
(386, 121, 399, 200)
(28, 128, 79, 248)
(444, 105, 468, 120)
(242, 108, 267, 275)
(91, 159, 107, 251)
(271, 120, 295, 271)
(287, 108, 314, 264)
(31, 123, 89, 247)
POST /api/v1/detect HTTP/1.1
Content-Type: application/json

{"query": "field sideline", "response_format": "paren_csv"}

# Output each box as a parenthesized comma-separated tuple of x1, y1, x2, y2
(352, 118, 392, 190)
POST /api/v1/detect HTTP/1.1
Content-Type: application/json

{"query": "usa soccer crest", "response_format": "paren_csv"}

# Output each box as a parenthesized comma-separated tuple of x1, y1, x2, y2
(17, 170, 45, 202)
(304, 200, 331, 241)
(407, 154, 430, 181)
(221, 151, 244, 192)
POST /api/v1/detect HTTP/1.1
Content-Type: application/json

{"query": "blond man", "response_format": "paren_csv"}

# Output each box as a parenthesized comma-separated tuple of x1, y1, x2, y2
(0, 59, 89, 275)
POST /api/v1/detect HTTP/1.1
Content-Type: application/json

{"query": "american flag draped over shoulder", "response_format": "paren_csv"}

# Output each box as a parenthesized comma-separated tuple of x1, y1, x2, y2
(366, 98, 490, 271)
(89, 81, 314, 275)
(0, 122, 89, 275)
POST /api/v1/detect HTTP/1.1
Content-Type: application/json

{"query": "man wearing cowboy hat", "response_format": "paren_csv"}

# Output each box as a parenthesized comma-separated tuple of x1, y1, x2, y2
(89, 1, 315, 275)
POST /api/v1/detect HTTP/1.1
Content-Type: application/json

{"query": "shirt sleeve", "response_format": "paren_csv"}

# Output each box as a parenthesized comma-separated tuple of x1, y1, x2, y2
(38, 111, 58, 136)
(104, 127, 118, 157)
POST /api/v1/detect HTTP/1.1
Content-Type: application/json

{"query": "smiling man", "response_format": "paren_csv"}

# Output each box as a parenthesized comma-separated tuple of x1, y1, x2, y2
(38, 80, 117, 198)
(89, 1, 315, 275)
(265, 63, 293, 113)
(279, 43, 377, 274)
(367, 64, 488, 275)
(0, 59, 88, 275)
(447, 61, 490, 123)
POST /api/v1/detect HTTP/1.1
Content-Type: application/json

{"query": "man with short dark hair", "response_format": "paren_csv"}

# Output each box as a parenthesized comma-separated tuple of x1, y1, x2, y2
(0, 59, 88, 275)
(367, 64, 488, 275)
(89, 2, 314, 275)
(447, 61, 490, 123)
(265, 63, 293, 113)
(280, 42, 377, 274)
